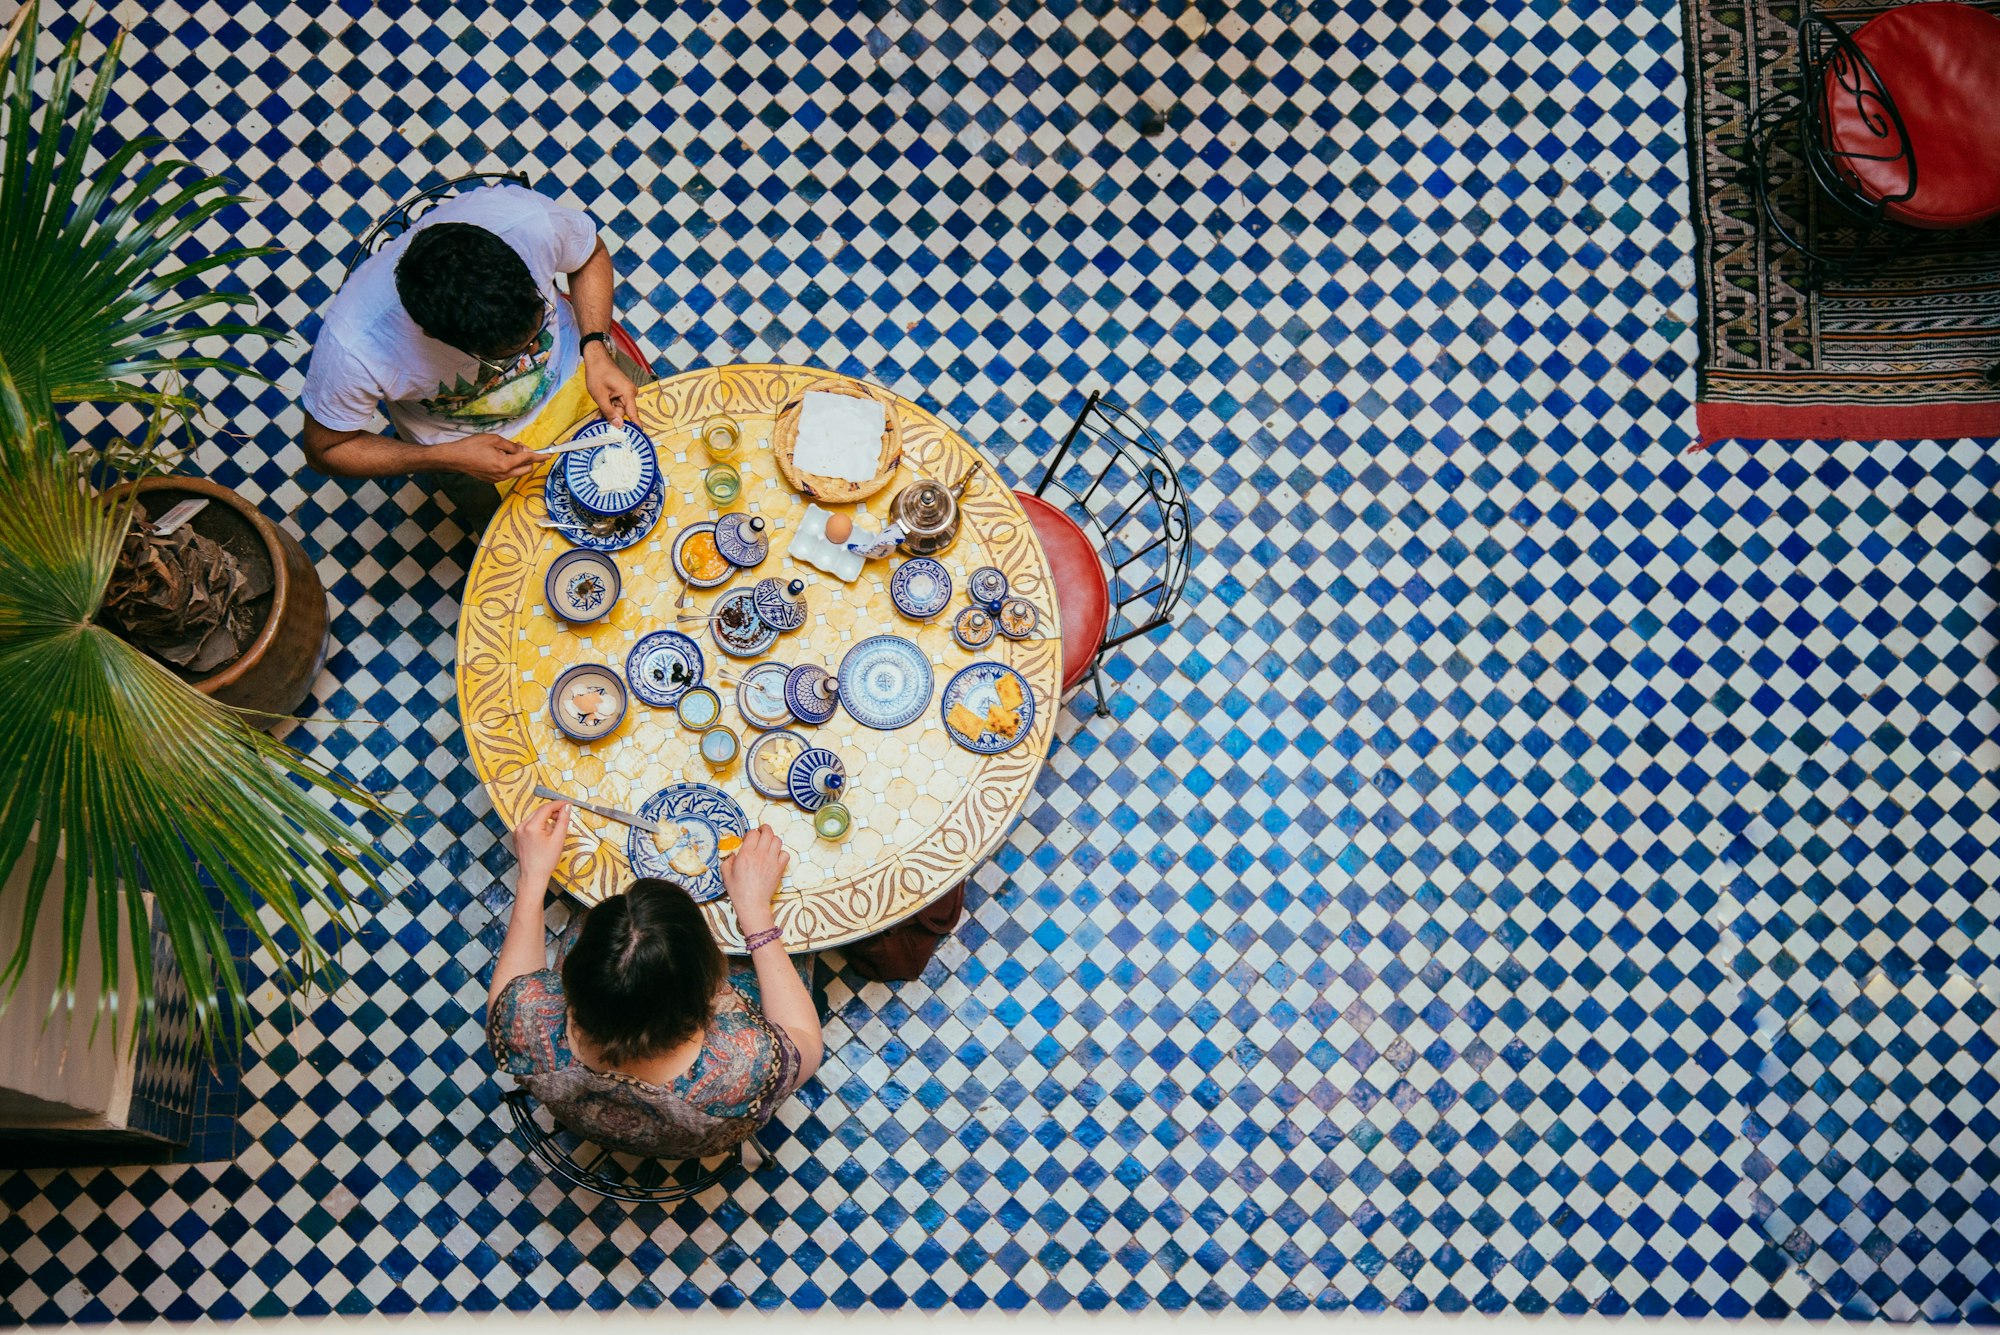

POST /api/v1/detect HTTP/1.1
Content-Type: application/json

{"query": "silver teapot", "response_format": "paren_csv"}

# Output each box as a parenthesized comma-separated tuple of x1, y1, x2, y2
(888, 461, 981, 557)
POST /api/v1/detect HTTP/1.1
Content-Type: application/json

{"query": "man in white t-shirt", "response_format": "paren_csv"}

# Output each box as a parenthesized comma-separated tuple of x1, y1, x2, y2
(299, 183, 638, 491)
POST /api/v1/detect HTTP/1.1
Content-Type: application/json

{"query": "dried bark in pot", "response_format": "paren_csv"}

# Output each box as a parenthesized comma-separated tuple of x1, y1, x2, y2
(102, 502, 272, 672)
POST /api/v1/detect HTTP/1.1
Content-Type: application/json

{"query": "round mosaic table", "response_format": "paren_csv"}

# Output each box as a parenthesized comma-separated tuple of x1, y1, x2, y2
(458, 364, 1063, 952)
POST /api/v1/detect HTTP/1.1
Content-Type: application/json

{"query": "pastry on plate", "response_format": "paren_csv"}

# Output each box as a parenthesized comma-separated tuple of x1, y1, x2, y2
(995, 673, 1024, 712)
(948, 702, 987, 737)
(984, 703, 1021, 740)
(668, 843, 709, 878)
(652, 820, 685, 853)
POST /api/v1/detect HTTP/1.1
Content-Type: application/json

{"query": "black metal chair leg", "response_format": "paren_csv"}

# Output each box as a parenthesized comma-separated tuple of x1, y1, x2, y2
(1090, 662, 1110, 717)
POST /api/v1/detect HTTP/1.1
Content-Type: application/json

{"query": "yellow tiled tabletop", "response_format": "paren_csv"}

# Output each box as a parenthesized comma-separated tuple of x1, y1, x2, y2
(457, 364, 1063, 953)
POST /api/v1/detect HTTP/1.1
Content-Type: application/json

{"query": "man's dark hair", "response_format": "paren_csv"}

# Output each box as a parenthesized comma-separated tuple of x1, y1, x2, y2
(562, 879, 725, 1065)
(394, 222, 543, 358)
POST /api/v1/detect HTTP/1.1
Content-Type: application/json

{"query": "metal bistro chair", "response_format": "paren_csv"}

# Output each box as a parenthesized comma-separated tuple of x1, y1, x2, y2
(343, 169, 656, 380)
(502, 1089, 774, 1204)
(1751, 2, 2000, 291)
(1014, 391, 1191, 716)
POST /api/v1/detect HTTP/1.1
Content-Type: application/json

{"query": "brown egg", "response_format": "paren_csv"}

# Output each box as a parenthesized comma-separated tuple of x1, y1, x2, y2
(825, 512, 853, 543)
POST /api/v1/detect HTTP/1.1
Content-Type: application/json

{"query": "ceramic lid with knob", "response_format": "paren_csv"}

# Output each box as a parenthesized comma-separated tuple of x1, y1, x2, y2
(787, 747, 846, 811)
(752, 576, 809, 632)
(715, 512, 771, 567)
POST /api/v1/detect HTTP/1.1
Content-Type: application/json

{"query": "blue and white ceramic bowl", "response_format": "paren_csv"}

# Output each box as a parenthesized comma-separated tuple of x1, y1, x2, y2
(745, 728, 809, 800)
(562, 422, 660, 518)
(544, 549, 620, 623)
(735, 661, 794, 730)
(549, 663, 627, 742)
(968, 565, 1009, 612)
(709, 587, 779, 659)
(889, 557, 952, 620)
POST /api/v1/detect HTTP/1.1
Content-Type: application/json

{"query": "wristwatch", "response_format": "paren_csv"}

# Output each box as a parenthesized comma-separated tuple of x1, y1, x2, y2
(579, 331, 609, 354)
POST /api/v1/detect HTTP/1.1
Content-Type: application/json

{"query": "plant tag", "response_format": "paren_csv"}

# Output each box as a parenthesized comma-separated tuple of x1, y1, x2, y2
(151, 498, 209, 536)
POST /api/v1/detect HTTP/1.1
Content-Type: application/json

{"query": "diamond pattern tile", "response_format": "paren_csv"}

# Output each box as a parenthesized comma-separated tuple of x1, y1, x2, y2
(1, 0, 1995, 1321)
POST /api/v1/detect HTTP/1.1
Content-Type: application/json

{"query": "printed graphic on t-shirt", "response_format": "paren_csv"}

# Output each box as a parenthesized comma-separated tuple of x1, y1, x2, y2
(418, 328, 556, 427)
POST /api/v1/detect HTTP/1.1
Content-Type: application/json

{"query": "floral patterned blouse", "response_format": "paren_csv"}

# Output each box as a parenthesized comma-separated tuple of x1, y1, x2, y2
(488, 965, 805, 1160)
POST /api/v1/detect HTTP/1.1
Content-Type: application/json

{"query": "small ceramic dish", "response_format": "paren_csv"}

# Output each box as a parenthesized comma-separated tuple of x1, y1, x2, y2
(939, 662, 1036, 754)
(752, 577, 809, 633)
(700, 723, 740, 768)
(671, 521, 734, 589)
(784, 663, 839, 725)
(709, 587, 779, 658)
(549, 663, 627, 742)
(787, 746, 847, 812)
(675, 685, 722, 730)
(968, 566, 1009, 611)
(997, 596, 1040, 639)
(625, 630, 704, 708)
(545, 549, 621, 623)
(953, 606, 997, 651)
(715, 513, 771, 567)
(889, 557, 952, 620)
(735, 661, 793, 730)
(745, 728, 809, 801)
(562, 422, 660, 518)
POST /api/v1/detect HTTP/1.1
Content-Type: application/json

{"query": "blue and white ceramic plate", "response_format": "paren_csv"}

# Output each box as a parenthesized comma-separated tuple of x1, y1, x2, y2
(710, 587, 779, 658)
(735, 661, 793, 730)
(784, 663, 838, 725)
(786, 747, 847, 812)
(625, 782, 747, 904)
(625, 630, 705, 708)
(889, 557, 952, 620)
(715, 512, 771, 568)
(562, 422, 660, 518)
(939, 662, 1036, 754)
(837, 634, 934, 730)
(670, 521, 733, 589)
(544, 549, 620, 623)
(542, 467, 663, 552)
(745, 728, 809, 800)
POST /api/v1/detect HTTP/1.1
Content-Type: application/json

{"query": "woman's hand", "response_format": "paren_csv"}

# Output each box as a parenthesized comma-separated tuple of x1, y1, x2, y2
(513, 800, 571, 888)
(721, 824, 788, 933)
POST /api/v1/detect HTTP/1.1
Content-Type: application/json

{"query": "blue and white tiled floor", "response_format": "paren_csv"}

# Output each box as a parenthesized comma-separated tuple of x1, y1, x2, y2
(5, 0, 1999, 1321)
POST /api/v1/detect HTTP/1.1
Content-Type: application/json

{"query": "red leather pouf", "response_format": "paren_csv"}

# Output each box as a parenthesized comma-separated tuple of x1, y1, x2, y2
(1828, 1, 2000, 227)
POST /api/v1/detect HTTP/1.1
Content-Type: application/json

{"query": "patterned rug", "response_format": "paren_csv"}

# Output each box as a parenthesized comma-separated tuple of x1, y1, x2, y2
(1683, 0, 2000, 444)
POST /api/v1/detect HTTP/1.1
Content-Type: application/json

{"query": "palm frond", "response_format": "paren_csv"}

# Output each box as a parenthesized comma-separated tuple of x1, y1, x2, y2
(0, 357, 396, 1058)
(0, 2, 286, 429)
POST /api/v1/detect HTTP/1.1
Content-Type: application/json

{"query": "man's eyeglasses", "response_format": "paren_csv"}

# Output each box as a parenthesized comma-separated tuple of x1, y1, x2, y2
(470, 296, 553, 379)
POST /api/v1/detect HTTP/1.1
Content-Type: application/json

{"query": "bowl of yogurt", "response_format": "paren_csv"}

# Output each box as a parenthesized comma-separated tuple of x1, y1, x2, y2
(562, 421, 660, 519)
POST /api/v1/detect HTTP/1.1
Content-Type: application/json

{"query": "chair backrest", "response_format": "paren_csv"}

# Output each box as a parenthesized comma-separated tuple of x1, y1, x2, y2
(1028, 392, 1192, 653)
(502, 1089, 749, 1204)
(343, 170, 532, 279)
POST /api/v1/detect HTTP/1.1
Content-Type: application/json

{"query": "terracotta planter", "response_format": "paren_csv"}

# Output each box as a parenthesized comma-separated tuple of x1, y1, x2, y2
(105, 476, 328, 720)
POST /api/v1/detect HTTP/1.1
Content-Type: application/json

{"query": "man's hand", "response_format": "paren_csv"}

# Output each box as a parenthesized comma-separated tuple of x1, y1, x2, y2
(440, 432, 536, 483)
(583, 341, 638, 427)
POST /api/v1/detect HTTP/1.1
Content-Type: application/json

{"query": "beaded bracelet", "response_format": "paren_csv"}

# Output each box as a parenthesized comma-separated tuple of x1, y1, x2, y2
(744, 926, 783, 952)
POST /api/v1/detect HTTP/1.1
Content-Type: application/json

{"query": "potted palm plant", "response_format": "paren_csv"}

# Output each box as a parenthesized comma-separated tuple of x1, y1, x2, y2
(0, 3, 391, 1067)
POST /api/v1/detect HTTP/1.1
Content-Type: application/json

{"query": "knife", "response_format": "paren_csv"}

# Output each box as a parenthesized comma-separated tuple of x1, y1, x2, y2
(533, 784, 659, 833)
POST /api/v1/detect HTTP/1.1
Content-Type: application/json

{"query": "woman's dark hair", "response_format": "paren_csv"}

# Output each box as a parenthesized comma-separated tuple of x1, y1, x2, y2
(394, 222, 543, 357)
(563, 879, 726, 1066)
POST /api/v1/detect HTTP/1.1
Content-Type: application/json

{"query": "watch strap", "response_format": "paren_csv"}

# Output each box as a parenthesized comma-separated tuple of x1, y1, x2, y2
(579, 331, 610, 352)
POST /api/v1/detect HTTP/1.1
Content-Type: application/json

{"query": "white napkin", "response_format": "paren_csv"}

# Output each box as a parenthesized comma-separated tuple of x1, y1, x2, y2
(794, 392, 887, 482)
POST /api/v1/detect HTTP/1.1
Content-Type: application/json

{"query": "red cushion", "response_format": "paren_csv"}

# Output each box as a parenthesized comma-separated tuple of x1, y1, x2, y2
(1014, 491, 1109, 694)
(1828, 2, 2000, 228)
(608, 322, 652, 374)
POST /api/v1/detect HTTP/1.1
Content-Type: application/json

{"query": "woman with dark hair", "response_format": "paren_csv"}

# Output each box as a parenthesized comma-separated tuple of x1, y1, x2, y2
(485, 801, 822, 1159)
